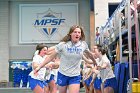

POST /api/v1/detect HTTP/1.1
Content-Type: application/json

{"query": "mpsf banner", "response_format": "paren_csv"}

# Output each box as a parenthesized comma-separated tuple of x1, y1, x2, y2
(19, 3, 78, 44)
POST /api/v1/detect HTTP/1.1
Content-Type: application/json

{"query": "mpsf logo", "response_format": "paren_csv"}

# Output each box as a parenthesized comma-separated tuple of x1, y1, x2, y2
(34, 8, 66, 37)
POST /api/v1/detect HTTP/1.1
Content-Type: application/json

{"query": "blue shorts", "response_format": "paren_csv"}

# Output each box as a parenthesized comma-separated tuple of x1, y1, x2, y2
(46, 74, 54, 83)
(94, 77, 102, 89)
(57, 72, 81, 86)
(84, 76, 92, 87)
(42, 80, 48, 87)
(104, 77, 117, 93)
(43, 74, 55, 86)
(28, 76, 45, 90)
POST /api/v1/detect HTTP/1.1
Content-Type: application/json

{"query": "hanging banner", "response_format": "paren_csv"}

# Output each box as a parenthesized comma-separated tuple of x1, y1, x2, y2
(19, 3, 78, 44)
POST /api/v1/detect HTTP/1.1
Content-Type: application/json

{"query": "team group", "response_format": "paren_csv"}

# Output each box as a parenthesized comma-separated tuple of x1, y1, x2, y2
(28, 25, 117, 93)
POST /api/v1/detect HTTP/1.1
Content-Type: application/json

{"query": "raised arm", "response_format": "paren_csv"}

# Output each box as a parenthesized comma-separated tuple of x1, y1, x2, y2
(47, 46, 55, 55)
(82, 54, 93, 64)
(83, 50, 97, 65)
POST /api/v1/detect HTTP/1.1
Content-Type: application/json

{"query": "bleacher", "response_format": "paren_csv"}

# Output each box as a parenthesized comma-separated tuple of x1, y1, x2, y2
(114, 61, 139, 93)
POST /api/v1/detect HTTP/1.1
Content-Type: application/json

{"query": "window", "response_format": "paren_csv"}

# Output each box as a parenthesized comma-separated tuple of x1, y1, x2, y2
(108, 3, 119, 17)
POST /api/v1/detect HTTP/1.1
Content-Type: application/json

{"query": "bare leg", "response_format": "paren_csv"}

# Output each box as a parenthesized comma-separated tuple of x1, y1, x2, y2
(104, 87, 114, 93)
(89, 84, 94, 93)
(49, 80, 57, 93)
(83, 82, 90, 93)
(33, 84, 44, 93)
(58, 85, 67, 93)
(68, 84, 80, 93)
(44, 85, 50, 93)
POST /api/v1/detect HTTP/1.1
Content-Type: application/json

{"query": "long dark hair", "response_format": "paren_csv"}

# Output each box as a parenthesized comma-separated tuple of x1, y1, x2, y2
(61, 25, 85, 42)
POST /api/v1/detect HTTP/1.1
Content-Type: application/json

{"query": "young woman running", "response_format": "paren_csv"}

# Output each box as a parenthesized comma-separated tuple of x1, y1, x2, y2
(34, 25, 96, 93)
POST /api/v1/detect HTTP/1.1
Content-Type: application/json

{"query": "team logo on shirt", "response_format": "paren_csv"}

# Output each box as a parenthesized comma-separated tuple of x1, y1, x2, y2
(33, 8, 66, 37)
(67, 47, 82, 54)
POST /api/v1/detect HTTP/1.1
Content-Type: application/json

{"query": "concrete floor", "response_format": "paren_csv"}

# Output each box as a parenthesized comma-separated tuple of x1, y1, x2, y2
(0, 88, 32, 93)
(0, 87, 85, 93)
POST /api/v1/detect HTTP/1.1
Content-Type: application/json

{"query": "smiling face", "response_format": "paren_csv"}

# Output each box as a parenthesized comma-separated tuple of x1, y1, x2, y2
(70, 28, 81, 43)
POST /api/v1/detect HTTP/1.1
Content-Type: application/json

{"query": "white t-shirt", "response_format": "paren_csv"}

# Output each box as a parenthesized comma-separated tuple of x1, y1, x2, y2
(95, 58, 101, 78)
(52, 68, 59, 82)
(29, 55, 46, 81)
(55, 41, 89, 77)
(45, 62, 56, 80)
(99, 54, 115, 82)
